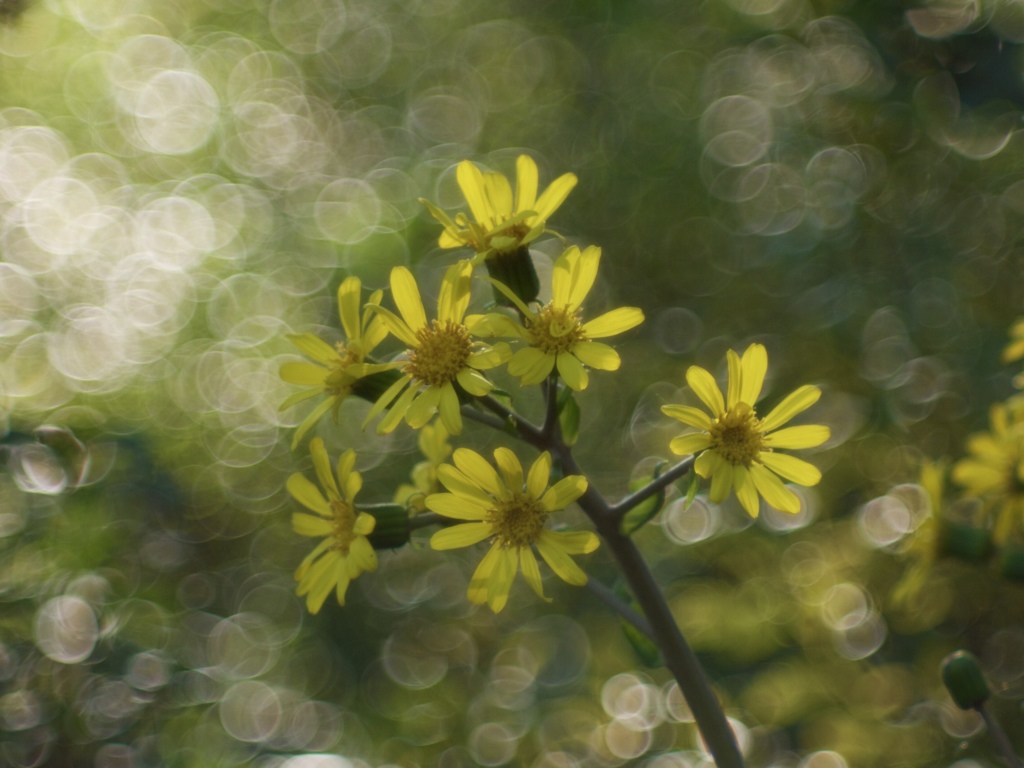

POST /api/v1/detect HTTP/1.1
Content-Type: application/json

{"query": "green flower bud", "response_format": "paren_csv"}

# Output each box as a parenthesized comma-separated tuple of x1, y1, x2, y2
(484, 245, 540, 307)
(941, 650, 990, 710)
(363, 503, 410, 550)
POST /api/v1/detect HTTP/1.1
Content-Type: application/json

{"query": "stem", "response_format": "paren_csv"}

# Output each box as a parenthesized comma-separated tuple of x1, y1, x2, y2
(409, 512, 446, 531)
(584, 577, 654, 638)
(609, 456, 695, 521)
(978, 704, 1023, 768)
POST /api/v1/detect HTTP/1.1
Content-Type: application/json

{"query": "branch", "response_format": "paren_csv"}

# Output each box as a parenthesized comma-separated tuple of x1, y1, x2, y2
(584, 576, 654, 638)
(609, 456, 695, 521)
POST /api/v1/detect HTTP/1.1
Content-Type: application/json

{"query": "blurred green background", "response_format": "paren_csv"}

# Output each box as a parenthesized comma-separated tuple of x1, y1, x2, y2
(2, 0, 1024, 766)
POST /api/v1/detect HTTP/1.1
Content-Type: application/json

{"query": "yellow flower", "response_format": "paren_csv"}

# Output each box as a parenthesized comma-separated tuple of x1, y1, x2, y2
(427, 447, 597, 612)
(952, 404, 1024, 542)
(1004, 318, 1024, 364)
(420, 155, 577, 260)
(287, 438, 378, 613)
(484, 245, 644, 391)
(279, 276, 389, 450)
(892, 459, 946, 605)
(362, 260, 510, 435)
(393, 419, 453, 512)
(661, 344, 829, 517)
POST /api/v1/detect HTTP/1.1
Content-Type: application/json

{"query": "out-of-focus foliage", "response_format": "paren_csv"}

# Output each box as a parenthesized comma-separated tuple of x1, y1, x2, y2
(1, 0, 1024, 766)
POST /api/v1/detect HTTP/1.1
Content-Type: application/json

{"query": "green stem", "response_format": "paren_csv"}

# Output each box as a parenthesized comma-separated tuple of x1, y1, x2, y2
(609, 456, 694, 520)
(584, 577, 654, 638)
(978, 704, 1023, 768)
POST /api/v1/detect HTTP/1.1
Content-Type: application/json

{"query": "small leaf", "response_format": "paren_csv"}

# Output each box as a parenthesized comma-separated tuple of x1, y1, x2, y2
(684, 470, 700, 509)
(620, 462, 668, 536)
(558, 388, 580, 446)
(615, 583, 660, 667)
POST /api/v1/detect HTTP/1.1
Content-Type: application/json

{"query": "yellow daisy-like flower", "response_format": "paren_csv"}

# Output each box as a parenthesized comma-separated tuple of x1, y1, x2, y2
(420, 155, 577, 260)
(287, 438, 378, 613)
(952, 404, 1024, 543)
(484, 245, 644, 391)
(363, 260, 510, 436)
(661, 344, 830, 517)
(280, 276, 389, 450)
(393, 419, 453, 512)
(427, 447, 597, 612)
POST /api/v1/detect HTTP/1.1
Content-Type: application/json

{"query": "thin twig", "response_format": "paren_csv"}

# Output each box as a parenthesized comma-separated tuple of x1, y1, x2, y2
(979, 704, 1024, 768)
(608, 456, 695, 521)
(461, 405, 508, 432)
(408, 512, 446, 531)
(585, 577, 654, 639)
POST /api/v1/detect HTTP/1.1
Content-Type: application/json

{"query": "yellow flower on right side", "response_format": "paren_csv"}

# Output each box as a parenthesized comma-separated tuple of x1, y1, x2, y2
(661, 344, 829, 517)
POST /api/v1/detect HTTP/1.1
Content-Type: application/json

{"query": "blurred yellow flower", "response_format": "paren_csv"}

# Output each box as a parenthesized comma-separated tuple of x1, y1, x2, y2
(427, 447, 597, 612)
(661, 344, 829, 517)
(1003, 318, 1024, 364)
(287, 438, 377, 613)
(483, 245, 644, 391)
(363, 261, 510, 435)
(420, 155, 577, 260)
(892, 459, 946, 605)
(952, 404, 1024, 542)
(279, 276, 389, 450)
(393, 419, 453, 512)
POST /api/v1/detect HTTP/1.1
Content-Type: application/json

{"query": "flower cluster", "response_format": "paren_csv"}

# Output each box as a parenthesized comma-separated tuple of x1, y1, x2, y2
(279, 156, 831, 613)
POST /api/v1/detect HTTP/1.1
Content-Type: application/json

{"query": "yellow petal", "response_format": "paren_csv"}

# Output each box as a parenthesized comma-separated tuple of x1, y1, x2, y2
(438, 260, 472, 324)
(708, 457, 733, 503)
(287, 473, 332, 516)
(405, 386, 441, 429)
(337, 276, 362, 341)
(437, 464, 494, 504)
(280, 387, 323, 412)
(467, 543, 503, 605)
(536, 533, 587, 586)
(438, 383, 463, 435)
(694, 448, 722, 479)
(543, 529, 599, 554)
(749, 463, 800, 513)
(762, 425, 830, 449)
(687, 366, 725, 416)
(292, 512, 333, 537)
(557, 353, 589, 391)
(533, 172, 578, 222)
(453, 448, 506, 498)
(390, 266, 427, 333)
(456, 368, 493, 396)
(514, 155, 538, 213)
(662, 404, 713, 430)
(487, 547, 518, 612)
(527, 452, 552, 499)
(726, 349, 742, 410)
(759, 452, 821, 486)
(377, 382, 419, 434)
(483, 170, 513, 220)
(309, 437, 340, 500)
(509, 347, 555, 385)
(520, 547, 548, 600)
(368, 305, 419, 348)
(280, 361, 328, 386)
(540, 475, 588, 511)
(493, 447, 524, 491)
(572, 343, 620, 371)
(740, 344, 768, 406)
(457, 160, 494, 227)
(734, 466, 761, 517)
(468, 343, 510, 370)
(425, 492, 490, 520)
(430, 521, 494, 550)
(290, 397, 335, 451)
(760, 385, 821, 432)
(550, 246, 578, 307)
(288, 333, 338, 365)
(567, 245, 601, 310)
(361, 374, 412, 430)
(582, 307, 644, 339)
(669, 433, 713, 456)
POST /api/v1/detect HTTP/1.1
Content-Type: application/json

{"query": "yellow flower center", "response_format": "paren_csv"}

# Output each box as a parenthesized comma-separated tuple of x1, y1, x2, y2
(324, 343, 362, 396)
(329, 498, 357, 555)
(405, 320, 472, 387)
(486, 492, 548, 548)
(709, 402, 764, 466)
(527, 305, 586, 355)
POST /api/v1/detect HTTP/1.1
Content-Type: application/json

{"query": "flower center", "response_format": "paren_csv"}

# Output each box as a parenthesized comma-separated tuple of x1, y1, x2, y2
(324, 342, 362, 396)
(486, 492, 548, 548)
(405, 320, 472, 387)
(709, 402, 764, 466)
(329, 498, 357, 555)
(527, 305, 586, 355)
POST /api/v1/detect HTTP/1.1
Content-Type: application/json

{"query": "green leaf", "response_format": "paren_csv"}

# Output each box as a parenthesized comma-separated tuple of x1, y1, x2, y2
(557, 387, 580, 446)
(620, 462, 668, 536)
(684, 470, 700, 509)
(615, 583, 660, 667)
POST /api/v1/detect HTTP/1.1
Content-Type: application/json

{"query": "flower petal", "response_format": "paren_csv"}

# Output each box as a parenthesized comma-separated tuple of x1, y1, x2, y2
(468, 342, 510, 370)
(484, 170, 513, 221)
(566, 245, 600, 309)
(557, 353, 589, 391)
(760, 385, 821, 432)
(758, 452, 821, 486)
(749, 463, 800, 513)
(662, 404, 713, 430)
(280, 361, 329, 386)
(337, 277, 362, 341)
(457, 160, 494, 228)
(467, 543, 502, 605)
(514, 155, 539, 213)
(687, 366, 725, 416)
(292, 512, 333, 537)
(540, 475, 588, 511)
(493, 447, 524, 492)
(288, 333, 339, 364)
(669, 432, 713, 456)
(519, 547, 548, 601)
(732, 465, 761, 517)
(726, 349, 742, 410)
(762, 425, 830, 449)
(740, 343, 768, 406)
(543, 529, 599, 554)
(310, 438, 340, 499)
(533, 172, 578, 223)
(438, 260, 472, 324)
(486, 547, 518, 612)
(368, 305, 419, 347)
(405, 386, 441, 429)
(430, 521, 494, 550)
(572, 342, 620, 371)
(708, 456, 733, 503)
(536, 532, 588, 586)
(287, 473, 332, 517)
(437, 464, 494, 504)
(509, 347, 555, 385)
(390, 266, 427, 333)
(456, 368, 493, 396)
(527, 452, 552, 500)
(290, 397, 335, 451)
(377, 381, 419, 434)
(425, 492, 490, 520)
(437, 383, 463, 435)
(453, 448, 506, 498)
(361, 374, 412, 430)
(582, 307, 644, 339)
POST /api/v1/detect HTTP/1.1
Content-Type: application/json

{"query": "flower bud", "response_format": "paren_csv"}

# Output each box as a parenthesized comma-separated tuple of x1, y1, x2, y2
(941, 650, 990, 710)
(362, 503, 410, 549)
(485, 245, 540, 306)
